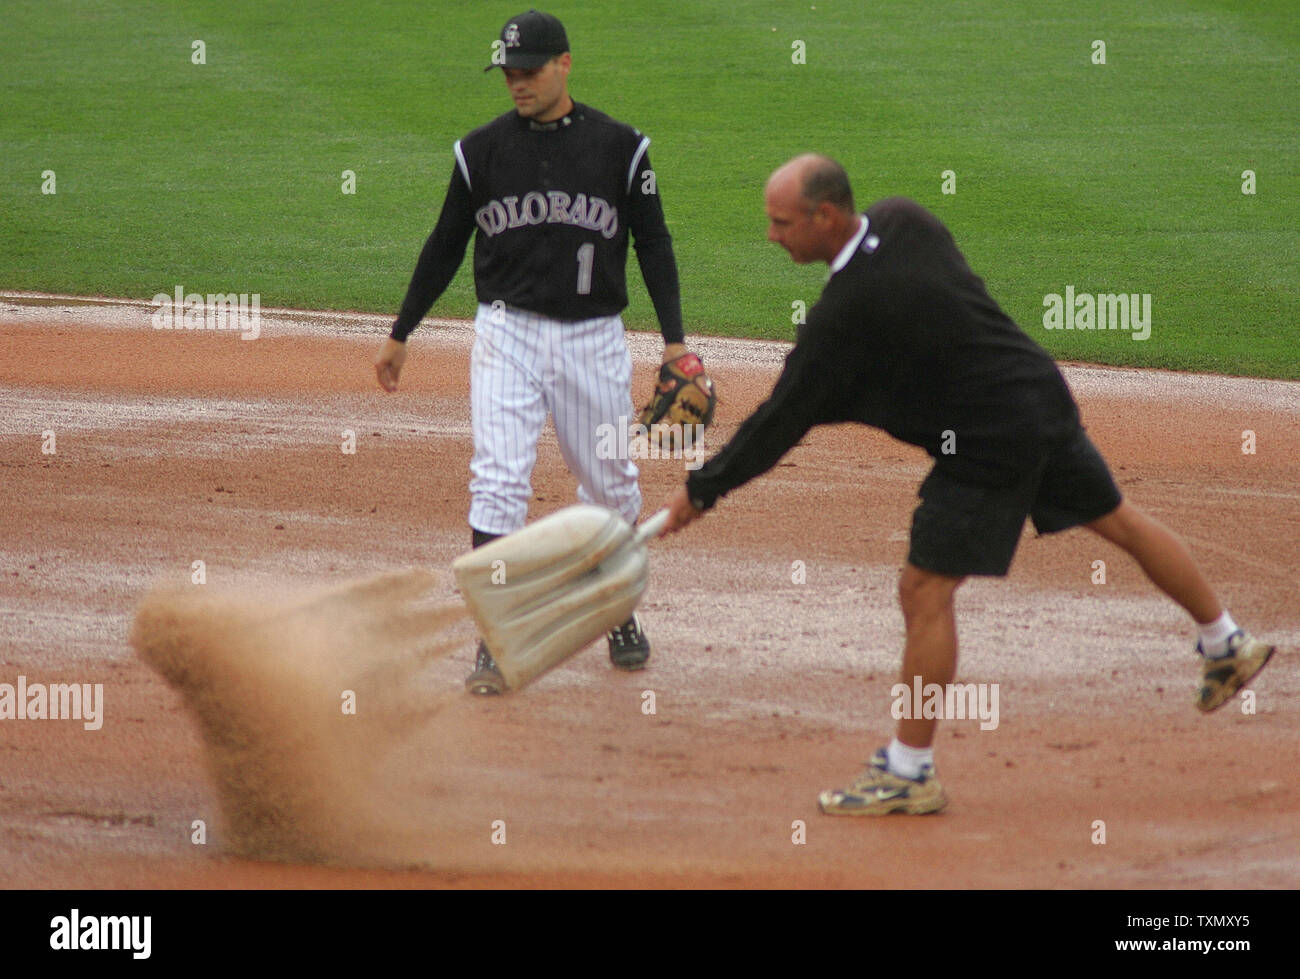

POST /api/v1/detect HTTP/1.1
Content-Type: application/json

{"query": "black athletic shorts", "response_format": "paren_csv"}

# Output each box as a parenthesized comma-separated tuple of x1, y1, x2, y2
(907, 426, 1123, 577)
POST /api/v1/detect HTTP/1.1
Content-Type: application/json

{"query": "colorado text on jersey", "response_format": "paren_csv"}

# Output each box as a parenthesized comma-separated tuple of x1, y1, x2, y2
(474, 191, 620, 239)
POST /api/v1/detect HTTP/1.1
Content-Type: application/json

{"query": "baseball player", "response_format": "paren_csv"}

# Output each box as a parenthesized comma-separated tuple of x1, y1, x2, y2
(661, 154, 1277, 814)
(375, 10, 688, 694)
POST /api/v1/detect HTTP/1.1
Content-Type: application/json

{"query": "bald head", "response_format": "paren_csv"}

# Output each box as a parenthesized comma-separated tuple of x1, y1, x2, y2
(764, 154, 860, 265)
(768, 154, 856, 216)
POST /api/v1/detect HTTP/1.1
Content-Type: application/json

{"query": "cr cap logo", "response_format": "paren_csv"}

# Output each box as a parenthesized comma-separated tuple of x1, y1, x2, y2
(504, 23, 521, 47)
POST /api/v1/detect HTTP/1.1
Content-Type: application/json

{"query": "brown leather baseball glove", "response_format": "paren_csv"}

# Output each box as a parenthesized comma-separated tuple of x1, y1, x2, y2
(637, 352, 717, 452)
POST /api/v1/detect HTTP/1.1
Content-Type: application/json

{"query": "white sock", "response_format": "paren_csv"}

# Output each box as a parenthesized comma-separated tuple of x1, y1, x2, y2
(1197, 611, 1240, 658)
(887, 738, 934, 780)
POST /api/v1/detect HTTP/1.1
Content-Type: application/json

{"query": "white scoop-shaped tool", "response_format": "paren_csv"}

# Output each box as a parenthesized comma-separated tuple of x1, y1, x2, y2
(451, 506, 670, 690)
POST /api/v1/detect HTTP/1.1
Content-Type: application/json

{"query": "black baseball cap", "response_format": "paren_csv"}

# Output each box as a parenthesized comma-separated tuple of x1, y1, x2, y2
(484, 10, 569, 71)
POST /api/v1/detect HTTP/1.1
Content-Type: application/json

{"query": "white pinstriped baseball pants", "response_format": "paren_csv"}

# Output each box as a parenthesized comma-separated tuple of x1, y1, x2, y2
(468, 302, 641, 535)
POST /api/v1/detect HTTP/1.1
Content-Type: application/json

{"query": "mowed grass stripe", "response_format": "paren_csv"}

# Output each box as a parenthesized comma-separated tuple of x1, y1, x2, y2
(1, 1, 1295, 375)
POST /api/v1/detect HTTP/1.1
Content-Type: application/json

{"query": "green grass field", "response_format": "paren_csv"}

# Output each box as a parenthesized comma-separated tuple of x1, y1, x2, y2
(2, 1, 1296, 376)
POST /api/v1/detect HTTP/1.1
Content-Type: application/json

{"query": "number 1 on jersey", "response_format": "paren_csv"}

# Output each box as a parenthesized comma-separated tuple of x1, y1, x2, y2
(576, 243, 594, 295)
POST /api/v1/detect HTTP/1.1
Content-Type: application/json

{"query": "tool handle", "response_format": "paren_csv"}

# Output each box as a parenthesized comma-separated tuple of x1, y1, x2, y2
(633, 509, 670, 545)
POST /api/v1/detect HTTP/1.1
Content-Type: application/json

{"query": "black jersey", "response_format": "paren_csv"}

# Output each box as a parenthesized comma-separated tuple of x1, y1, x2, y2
(392, 102, 683, 341)
(687, 197, 1081, 507)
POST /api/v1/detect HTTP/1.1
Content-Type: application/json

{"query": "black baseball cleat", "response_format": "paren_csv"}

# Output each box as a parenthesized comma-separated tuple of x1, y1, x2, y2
(607, 614, 651, 670)
(465, 640, 506, 695)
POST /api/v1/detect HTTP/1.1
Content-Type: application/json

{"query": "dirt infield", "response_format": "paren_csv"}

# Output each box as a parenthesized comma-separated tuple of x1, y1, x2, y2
(2, 294, 1297, 889)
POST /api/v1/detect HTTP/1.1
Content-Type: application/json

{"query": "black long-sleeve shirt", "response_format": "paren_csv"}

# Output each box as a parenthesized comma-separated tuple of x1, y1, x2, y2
(686, 197, 1080, 508)
(391, 102, 683, 342)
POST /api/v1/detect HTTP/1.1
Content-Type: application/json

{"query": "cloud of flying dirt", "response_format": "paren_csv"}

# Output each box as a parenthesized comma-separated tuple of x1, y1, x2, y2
(130, 568, 467, 867)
